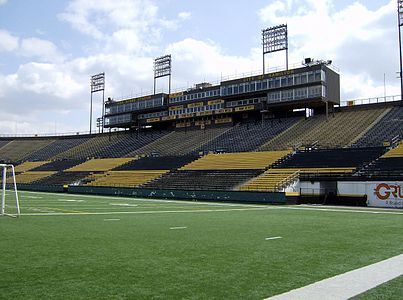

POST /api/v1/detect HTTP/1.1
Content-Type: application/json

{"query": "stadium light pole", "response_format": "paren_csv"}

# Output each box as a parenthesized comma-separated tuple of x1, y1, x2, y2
(398, 0, 403, 104)
(154, 55, 172, 95)
(90, 73, 105, 134)
(262, 24, 288, 74)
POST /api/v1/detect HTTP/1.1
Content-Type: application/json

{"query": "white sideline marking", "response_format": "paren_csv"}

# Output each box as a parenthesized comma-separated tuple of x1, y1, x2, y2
(170, 226, 187, 230)
(58, 199, 84, 202)
(17, 190, 403, 216)
(280, 206, 403, 216)
(109, 203, 138, 207)
(21, 207, 270, 216)
(26, 207, 55, 213)
(18, 190, 265, 208)
(24, 196, 42, 199)
(265, 236, 282, 241)
(267, 253, 403, 300)
(104, 219, 120, 221)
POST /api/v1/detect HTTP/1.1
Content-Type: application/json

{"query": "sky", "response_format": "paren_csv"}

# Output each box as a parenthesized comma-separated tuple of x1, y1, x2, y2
(0, 0, 400, 135)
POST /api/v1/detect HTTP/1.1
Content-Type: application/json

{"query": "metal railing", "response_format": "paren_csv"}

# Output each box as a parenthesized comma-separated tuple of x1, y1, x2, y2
(339, 95, 401, 107)
(0, 127, 127, 138)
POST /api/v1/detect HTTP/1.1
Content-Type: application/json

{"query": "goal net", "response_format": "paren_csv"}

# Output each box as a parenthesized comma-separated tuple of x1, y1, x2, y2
(1, 164, 20, 218)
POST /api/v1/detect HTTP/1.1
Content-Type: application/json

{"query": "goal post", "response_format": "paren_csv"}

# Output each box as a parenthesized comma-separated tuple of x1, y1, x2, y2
(1, 164, 20, 217)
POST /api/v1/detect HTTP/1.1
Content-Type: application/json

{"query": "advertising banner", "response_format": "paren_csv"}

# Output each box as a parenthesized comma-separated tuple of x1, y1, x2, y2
(367, 182, 403, 208)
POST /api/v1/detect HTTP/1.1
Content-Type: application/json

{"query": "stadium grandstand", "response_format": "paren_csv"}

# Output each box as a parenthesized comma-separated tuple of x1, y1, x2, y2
(0, 55, 402, 208)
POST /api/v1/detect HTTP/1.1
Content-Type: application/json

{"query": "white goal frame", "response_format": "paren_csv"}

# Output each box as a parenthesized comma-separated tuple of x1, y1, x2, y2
(1, 164, 20, 217)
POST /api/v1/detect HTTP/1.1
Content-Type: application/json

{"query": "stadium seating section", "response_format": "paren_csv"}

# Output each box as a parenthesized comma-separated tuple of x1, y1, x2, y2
(196, 117, 301, 153)
(259, 107, 388, 150)
(181, 151, 291, 170)
(14, 161, 50, 173)
(126, 126, 230, 156)
(1, 103, 402, 191)
(86, 170, 169, 188)
(15, 171, 57, 184)
(25, 137, 91, 161)
(356, 142, 403, 180)
(0, 139, 55, 163)
(240, 169, 299, 192)
(354, 106, 403, 147)
(143, 170, 262, 191)
(66, 158, 134, 172)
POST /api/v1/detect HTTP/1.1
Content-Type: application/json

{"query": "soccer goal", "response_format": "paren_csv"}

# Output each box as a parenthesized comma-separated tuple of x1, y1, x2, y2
(1, 164, 20, 218)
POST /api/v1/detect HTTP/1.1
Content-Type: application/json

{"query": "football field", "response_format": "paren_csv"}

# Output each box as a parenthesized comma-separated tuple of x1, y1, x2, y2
(1, 190, 403, 299)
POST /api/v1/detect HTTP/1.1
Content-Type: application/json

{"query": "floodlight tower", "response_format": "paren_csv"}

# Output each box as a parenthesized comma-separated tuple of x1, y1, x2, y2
(398, 0, 403, 104)
(262, 24, 289, 74)
(153, 55, 172, 94)
(90, 73, 105, 134)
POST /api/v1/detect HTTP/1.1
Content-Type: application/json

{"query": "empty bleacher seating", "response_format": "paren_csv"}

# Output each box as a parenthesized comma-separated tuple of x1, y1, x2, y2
(354, 106, 403, 147)
(271, 147, 386, 182)
(15, 171, 57, 184)
(355, 143, 403, 180)
(0, 139, 12, 150)
(195, 117, 301, 153)
(95, 130, 170, 158)
(52, 135, 119, 160)
(126, 126, 230, 156)
(115, 155, 198, 171)
(259, 107, 388, 150)
(86, 170, 169, 188)
(0, 138, 55, 163)
(31, 159, 86, 172)
(143, 151, 291, 191)
(35, 171, 92, 185)
(181, 151, 291, 170)
(275, 147, 385, 169)
(382, 142, 403, 158)
(143, 170, 262, 191)
(0, 104, 400, 192)
(240, 169, 299, 192)
(25, 136, 91, 161)
(14, 161, 50, 173)
(66, 158, 135, 172)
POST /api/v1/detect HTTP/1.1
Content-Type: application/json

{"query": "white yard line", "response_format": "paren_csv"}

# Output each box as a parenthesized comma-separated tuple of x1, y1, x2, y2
(265, 237, 282, 241)
(267, 253, 403, 300)
(57, 199, 84, 202)
(104, 219, 120, 221)
(170, 226, 187, 230)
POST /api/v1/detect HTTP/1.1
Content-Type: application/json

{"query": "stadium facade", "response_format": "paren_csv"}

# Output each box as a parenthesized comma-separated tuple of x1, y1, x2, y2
(104, 62, 340, 129)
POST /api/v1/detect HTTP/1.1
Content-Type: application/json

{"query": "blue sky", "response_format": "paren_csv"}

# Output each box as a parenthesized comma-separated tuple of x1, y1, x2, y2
(0, 0, 398, 134)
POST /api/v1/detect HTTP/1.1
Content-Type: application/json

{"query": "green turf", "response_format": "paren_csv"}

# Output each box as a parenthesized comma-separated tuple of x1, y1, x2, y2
(1, 191, 403, 299)
(352, 276, 403, 300)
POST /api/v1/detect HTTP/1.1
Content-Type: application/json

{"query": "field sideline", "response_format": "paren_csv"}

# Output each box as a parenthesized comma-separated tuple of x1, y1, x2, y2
(1, 190, 403, 299)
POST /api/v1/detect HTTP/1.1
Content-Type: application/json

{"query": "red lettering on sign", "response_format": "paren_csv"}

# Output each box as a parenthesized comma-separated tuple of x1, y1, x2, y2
(374, 183, 403, 200)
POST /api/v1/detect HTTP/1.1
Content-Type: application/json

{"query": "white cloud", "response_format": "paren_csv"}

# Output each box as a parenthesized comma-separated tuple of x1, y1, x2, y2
(20, 38, 64, 63)
(0, 50, 156, 134)
(0, 0, 7, 6)
(59, 0, 190, 54)
(258, 0, 399, 99)
(165, 38, 262, 90)
(59, 0, 159, 40)
(0, 30, 19, 52)
(178, 11, 191, 20)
